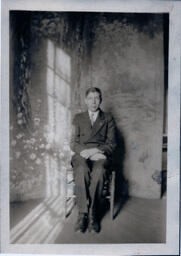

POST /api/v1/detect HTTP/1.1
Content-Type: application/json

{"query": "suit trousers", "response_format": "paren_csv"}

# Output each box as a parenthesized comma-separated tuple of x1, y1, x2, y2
(72, 154, 110, 214)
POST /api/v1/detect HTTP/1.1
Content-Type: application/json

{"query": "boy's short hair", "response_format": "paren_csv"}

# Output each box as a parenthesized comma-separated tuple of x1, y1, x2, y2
(85, 87, 102, 101)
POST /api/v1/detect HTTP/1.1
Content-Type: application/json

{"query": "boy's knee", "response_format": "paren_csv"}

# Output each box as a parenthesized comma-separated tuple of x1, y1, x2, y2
(72, 154, 88, 168)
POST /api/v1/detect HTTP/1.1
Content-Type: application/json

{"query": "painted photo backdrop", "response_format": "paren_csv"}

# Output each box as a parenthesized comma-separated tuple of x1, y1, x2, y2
(10, 12, 167, 202)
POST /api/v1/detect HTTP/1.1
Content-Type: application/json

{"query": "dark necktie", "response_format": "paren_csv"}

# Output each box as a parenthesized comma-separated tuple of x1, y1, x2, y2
(90, 113, 95, 126)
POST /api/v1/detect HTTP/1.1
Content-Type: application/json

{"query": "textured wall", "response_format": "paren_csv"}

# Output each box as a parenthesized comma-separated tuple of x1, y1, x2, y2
(10, 13, 46, 201)
(10, 12, 165, 201)
(90, 20, 164, 198)
(10, 12, 74, 201)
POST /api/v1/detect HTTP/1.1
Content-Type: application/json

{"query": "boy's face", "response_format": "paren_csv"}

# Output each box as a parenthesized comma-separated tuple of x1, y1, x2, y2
(85, 91, 101, 112)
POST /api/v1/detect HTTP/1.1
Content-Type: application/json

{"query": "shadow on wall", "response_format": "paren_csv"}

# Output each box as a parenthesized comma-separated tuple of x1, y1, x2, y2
(112, 127, 129, 218)
(114, 128, 128, 196)
(99, 124, 128, 221)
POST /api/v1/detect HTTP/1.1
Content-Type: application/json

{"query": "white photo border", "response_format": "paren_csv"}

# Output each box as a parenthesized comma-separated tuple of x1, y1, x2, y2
(1, 0, 181, 255)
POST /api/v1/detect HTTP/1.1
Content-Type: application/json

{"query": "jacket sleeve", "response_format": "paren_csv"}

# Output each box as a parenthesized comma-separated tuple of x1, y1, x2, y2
(98, 114, 117, 156)
(70, 114, 85, 154)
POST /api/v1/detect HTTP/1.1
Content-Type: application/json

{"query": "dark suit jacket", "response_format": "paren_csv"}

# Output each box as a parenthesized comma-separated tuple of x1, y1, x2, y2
(71, 109, 117, 157)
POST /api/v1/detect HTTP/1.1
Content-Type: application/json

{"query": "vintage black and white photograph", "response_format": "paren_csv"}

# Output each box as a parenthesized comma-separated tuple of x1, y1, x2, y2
(9, 10, 168, 244)
(1, 0, 181, 255)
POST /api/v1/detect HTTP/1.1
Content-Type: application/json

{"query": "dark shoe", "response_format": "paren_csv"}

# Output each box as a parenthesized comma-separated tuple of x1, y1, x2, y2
(88, 214, 100, 233)
(74, 213, 88, 233)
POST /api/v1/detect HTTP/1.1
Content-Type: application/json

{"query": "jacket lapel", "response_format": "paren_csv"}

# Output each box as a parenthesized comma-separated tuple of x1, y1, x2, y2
(83, 111, 92, 134)
(91, 109, 106, 137)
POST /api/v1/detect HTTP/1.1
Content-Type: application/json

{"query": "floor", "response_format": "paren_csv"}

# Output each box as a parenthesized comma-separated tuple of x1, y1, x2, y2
(10, 196, 166, 244)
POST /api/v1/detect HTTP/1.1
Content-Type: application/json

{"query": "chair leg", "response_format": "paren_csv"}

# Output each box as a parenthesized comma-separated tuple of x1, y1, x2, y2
(110, 171, 115, 220)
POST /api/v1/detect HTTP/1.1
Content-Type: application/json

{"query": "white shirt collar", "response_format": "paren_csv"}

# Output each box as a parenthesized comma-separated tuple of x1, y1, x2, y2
(88, 109, 99, 120)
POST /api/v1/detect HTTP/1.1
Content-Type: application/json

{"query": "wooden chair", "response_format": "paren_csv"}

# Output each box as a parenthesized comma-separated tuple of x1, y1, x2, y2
(64, 167, 116, 220)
